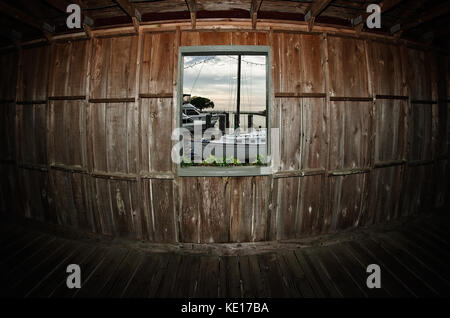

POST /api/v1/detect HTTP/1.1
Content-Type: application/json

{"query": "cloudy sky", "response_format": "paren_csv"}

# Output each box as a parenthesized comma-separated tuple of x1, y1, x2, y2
(183, 55, 266, 113)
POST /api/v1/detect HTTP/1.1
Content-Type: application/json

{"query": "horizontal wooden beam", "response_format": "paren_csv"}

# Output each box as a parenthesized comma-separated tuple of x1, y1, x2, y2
(274, 168, 326, 178)
(407, 159, 435, 166)
(330, 96, 373, 102)
(328, 168, 370, 176)
(375, 94, 409, 100)
(18, 162, 49, 172)
(89, 98, 135, 103)
(49, 95, 86, 101)
(139, 93, 173, 99)
(16, 100, 47, 105)
(374, 159, 406, 168)
(410, 100, 438, 104)
(275, 92, 326, 98)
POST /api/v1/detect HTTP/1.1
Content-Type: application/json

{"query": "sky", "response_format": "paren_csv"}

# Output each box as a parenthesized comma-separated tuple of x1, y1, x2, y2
(183, 55, 266, 113)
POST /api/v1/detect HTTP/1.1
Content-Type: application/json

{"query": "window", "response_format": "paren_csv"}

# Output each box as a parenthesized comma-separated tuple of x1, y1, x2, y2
(175, 46, 271, 176)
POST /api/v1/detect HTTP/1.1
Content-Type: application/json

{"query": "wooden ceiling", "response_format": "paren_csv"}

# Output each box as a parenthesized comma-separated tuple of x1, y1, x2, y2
(0, 0, 449, 49)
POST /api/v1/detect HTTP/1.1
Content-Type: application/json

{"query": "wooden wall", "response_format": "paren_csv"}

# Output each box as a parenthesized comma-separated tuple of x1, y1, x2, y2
(0, 25, 448, 243)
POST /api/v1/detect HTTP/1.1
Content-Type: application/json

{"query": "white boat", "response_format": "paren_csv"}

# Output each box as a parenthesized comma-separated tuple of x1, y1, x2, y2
(190, 129, 267, 163)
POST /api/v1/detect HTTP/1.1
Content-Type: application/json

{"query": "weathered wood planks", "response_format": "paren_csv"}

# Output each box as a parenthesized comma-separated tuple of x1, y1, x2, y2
(0, 25, 448, 243)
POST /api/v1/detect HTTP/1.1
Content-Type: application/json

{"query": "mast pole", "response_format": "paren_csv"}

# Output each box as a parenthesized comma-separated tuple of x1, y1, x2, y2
(235, 54, 241, 129)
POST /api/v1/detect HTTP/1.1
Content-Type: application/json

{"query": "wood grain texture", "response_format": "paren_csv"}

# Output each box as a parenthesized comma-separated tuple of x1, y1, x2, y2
(329, 101, 370, 170)
(370, 41, 405, 96)
(406, 48, 433, 101)
(366, 166, 403, 225)
(49, 40, 89, 97)
(15, 104, 48, 165)
(91, 102, 137, 173)
(408, 103, 432, 161)
(140, 32, 175, 95)
(140, 98, 173, 173)
(0, 29, 448, 243)
(0, 51, 18, 100)
(374, 100, 407, 163)
(272, 32, 324, 94)
(327, 173, 366, 232)
(327, 36, 370, 98)
(91, 36, 138, 99)
(17, 45, 50, 102)
(50, 100, 85, 167)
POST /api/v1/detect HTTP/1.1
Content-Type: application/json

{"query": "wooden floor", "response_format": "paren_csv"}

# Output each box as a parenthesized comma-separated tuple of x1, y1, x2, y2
(1, 213, 450, 298)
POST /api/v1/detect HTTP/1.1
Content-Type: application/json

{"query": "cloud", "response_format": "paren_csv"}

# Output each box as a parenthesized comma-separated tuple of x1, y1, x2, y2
(183, 55, 266, 112)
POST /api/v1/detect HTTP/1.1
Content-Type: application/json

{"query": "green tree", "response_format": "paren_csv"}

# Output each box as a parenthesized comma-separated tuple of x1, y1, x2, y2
(190, 96, 215, 110)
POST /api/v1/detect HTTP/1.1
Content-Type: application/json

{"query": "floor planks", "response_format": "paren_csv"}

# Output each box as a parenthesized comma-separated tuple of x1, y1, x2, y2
(1, 214, 450, 298)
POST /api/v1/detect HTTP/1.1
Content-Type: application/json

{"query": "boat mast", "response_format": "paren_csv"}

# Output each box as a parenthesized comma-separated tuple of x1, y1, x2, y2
(235, 54, 241, 129)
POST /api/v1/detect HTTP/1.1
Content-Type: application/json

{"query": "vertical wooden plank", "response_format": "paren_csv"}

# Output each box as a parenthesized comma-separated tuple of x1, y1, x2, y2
(180, 177, 200, 243)
(94, 178, 114, 235)
(49, 42, 71, 97)
(90, 38, 110, 99)
(252, 176, 268, 242)
(229, 177, 253, 242)
(408, 104, 432, 161)
(109, 180, 136, 238)
(18, 45, 50, 101)
(108, 36, 138, 99)
(374, 100, 407, 163)
(141, 98, 173, 173)
(367, 166, 402, 225)
(0, 51, 18, 100)
(65, 100, 84, 166)
(199, 177, 229, 243)
(406, 48, 433, 101)
(68, 40, 89, 96)
(301, 98, 325, 169)
(140, 32, 174, 95)
(151, 179, 175, 243)
(327, 36, 370, 98)
(0, 103, 16, 161)
(106, 103, 127, 173)
(180, 31, 200, 46)
(92, 103, 107, 171)
(329, 173, 366, 232)
(297, 175, 323, 236)
(279, 98, 301, 171)
(140, 179, 154, 241)
(299, 34, 324, 94)
(21, 104, 35, 163)
(329, 101, 370, 170)
(277, 176, 299, 240)
(199, 31, 232, 46)
(70, 173, 93, 231)
(370, 41, 405, 96)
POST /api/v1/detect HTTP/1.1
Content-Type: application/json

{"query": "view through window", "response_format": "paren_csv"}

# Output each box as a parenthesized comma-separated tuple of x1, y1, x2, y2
(180, 52, 268, 167)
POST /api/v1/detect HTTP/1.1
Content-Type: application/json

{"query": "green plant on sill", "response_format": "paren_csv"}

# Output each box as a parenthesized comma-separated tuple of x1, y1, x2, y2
(181, 155, 267, 167)
(181, 155, 193, 167)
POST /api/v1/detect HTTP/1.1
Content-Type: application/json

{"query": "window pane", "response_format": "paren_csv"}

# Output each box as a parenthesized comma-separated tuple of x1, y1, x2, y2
(181, 54, 267, 166)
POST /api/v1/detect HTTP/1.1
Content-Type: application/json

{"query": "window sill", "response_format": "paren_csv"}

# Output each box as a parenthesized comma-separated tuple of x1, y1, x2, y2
(177, 165, 272, 177)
